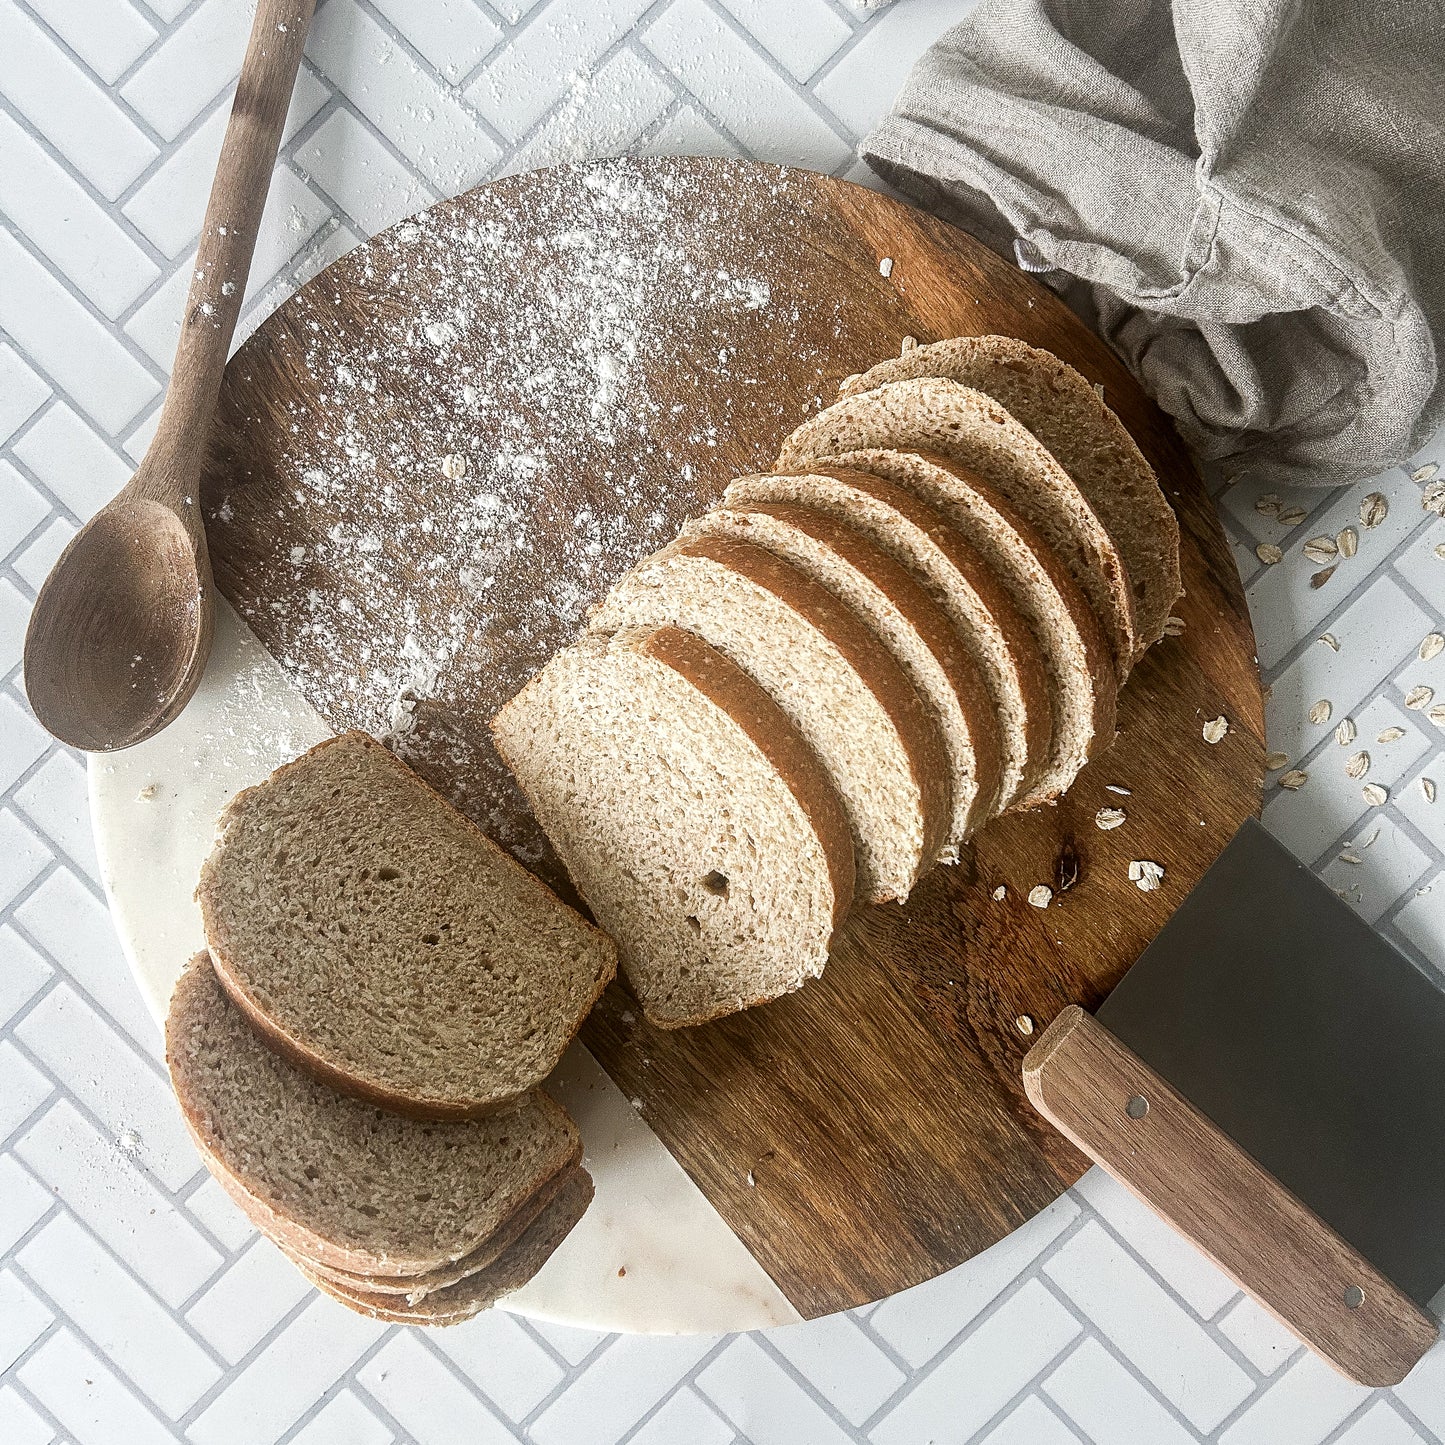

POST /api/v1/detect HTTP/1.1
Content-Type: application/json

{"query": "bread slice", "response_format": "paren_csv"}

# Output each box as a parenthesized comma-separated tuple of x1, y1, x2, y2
(778, 378, 1136, 675)
(165, 953, 584, 1277)
(588, 535, 948, 903)
(821, 449, 1119, 799)
(493, 626, 855, 1027)
(197, 731, 615, 1119)
(292, 1170, 594, 1324)
(840, 336, 1181, 653)
(723, 470, 1052, 814)
(297, 1165, 582, 1297)
(685, 500, 1002, 854)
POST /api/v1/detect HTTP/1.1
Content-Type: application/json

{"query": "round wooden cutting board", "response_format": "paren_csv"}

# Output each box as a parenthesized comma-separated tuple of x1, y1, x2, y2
(198, 156, 1263, 1320)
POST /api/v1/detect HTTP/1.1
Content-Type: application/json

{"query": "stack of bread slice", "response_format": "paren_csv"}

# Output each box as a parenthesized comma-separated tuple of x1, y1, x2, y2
(166, 732, 616, 1323)
(495, 336, 1181, 1030)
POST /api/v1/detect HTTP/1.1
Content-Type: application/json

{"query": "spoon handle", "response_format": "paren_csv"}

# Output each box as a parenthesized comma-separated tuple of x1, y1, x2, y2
(143, 0, 317, 501)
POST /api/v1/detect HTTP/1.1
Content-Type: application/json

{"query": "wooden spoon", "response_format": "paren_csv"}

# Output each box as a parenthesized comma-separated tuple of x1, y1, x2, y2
(24, 0, 316, 751)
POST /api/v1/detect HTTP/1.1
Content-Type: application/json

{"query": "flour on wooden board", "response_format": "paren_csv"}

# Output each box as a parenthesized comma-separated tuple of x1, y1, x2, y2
(206, 160, 841, 866)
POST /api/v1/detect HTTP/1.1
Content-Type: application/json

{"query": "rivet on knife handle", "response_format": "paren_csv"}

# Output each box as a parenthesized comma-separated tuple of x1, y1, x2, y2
(1022, 1006, 1438, 1388)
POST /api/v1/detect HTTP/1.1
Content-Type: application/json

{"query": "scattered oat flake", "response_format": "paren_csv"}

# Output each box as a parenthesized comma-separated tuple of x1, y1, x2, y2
(1028, 885, 1053, 908)
(1308, 700, 1332, 725)
(1279, 769, 1309, 790)
(1256, 542, 1283, 564)
(1128, 860, 1164, 891)
(440, 453, 467, 480)
(1095, 807, 1127, 830)
(1303, 536, 1338, 563)
(992, 885, 1006, 901)
(1015, 1014, 1035, 1035)
(1265, 751, 1290, 770)
(137, 783, 158, 801)
(1360, 491, 1389, 527)
(1422, 633, 1445, 661)
(1255, 494, 1282, 516)
(1361, 825, 1382, 849)
(1362, 783, 1389, 806)
(1310, 565, 1337, 589)
(1105, 783, 1132, 795)
(1335, 718, 1357, 746)
(1431, 704, 1445, 728)
(1345, 751, 1371, 779)
(1202, 715, 1229, 743)
(1339, 850, 1363, 864)
(879, 256, 893, 277)
(1423, 778, 1438, 803)
(1319, 633, 1340, 651)
(1377, 726, 1405, 743)
(1424, 481, 1445, 517)
(1414, 463, 1440, 482)
(1406, 685, 1434, 710)
(1436, 544, 1445, 561)
(1277, 505, 1308, 527)
(1337, 526, 1358, 558)
(1163, 615, 1186, 636)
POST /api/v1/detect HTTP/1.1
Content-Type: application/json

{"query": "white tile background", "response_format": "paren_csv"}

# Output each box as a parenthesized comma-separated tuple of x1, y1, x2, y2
(3, 0, 1445, 1440)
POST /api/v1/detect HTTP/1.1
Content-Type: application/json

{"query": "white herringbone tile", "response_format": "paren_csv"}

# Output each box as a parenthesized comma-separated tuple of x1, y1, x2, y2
(15, 1213, 222, 1419)
(0, 0, 158, 200)
(1043, 1339, 1199, 1445)
(4, 2, 1445, 1442)
(868, 1280, 1082, 1444)
(17, 1327, 173, 1445)
(530, 1333, 718, 1445)
(0, 1270, 52, 1376)
(21, 0, 158, 86)
(185, 1295, 384, 1445)
(0, 110, 161, 320)
(1043, 1221, 1253, 1432)
(355, 1332, 522, 1445)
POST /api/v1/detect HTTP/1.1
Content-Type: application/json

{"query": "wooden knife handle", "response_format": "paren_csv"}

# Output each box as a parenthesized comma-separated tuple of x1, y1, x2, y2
(1023, 1006, 1438, 1387)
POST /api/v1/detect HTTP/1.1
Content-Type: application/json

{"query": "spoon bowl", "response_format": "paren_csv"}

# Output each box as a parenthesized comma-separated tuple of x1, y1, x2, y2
(24, 497, 215, 752)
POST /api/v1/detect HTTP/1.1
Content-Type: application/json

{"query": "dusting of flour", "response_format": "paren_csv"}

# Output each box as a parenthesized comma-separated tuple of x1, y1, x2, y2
(205, 158, 856, 877)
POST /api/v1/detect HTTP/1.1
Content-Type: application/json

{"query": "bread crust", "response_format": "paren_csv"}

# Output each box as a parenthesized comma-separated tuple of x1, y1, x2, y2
(778, 379, 1136, 674)
(197, 731, 614, 1119)
(838, 336, 1182, 658)
(700, 501, 1005, 834)
(292, 1170, 594, 1323)
(750, 469, 1054, 812)
(166, 953, 583, 1277)
(672, 533, 951, 884)
(822, 448, 1119, 775)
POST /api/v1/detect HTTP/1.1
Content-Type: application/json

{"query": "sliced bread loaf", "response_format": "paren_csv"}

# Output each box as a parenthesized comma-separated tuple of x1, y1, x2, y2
(822, 449, 1119, 799)
(197, 731, 615, 1119)
(165, 953, 584, 1277)
(840, 336, 1181, 652)
(492, 626, 855, 1027)
(292, 1170, 594, 1323)
(588, 535, 948, 903)
(723, 470, 1052, 813)
(778, 378, 1136, 675)
(684, 501, 1002, 854)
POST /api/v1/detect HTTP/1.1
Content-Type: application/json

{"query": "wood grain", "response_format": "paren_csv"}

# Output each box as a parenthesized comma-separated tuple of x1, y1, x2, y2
(1024, 1008, 1438, 1386)
(202, 157, 1264, 1316)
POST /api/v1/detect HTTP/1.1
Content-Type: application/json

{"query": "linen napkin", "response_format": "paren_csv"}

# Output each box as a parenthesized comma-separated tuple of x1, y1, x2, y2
(863, 0, 1445, 488)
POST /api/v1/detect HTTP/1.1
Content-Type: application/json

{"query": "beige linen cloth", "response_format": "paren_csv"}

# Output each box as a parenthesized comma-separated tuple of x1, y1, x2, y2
(863, 0, 1445, 487)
